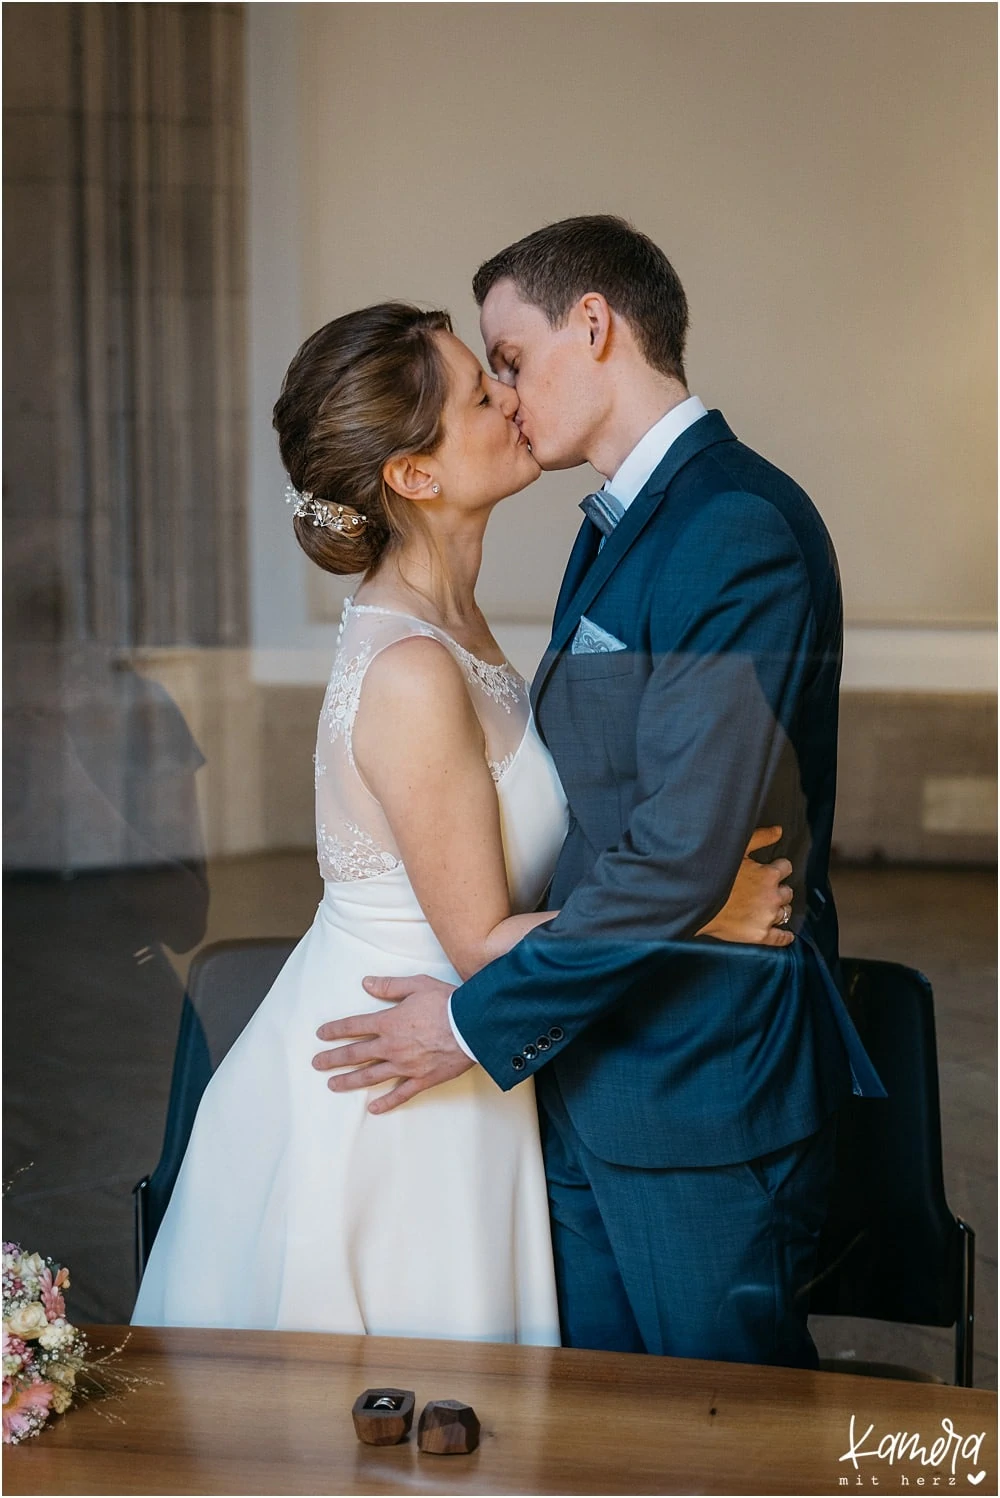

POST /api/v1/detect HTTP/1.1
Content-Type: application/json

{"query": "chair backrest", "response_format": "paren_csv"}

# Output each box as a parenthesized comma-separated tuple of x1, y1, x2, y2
(809, 957, 962, 1327)
(142, 937, 298, 1250)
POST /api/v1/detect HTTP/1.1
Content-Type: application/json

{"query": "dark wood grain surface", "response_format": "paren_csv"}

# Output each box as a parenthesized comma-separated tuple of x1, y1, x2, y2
(3, 1326, 996, 1495)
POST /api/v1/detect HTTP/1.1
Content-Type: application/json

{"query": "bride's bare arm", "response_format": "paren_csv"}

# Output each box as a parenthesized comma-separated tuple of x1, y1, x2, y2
(353, 638, 796, 979)
(352, 636, 549, 981)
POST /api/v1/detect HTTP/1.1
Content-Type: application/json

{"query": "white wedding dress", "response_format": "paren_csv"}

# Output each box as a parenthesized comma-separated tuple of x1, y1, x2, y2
(132, 600, 568, 1343)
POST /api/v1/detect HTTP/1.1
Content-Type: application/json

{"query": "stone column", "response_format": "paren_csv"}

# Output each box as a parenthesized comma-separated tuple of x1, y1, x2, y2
(3, 5, 250, 1319)
(4, 1, 248, 651)
(4, 1, 248, 870)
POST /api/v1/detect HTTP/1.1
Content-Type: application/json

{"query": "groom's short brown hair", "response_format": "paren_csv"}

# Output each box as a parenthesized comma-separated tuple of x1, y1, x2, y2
(472, 215, 689, 384)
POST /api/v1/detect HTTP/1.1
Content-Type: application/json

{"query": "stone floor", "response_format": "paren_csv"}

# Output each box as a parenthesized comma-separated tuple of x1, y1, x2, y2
(3, 857, 995, 1387)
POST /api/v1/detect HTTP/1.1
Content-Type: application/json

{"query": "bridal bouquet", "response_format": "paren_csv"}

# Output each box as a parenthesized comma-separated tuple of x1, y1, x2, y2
(3, 1241, 150, 1444)
(3, 1241, 84, 1442)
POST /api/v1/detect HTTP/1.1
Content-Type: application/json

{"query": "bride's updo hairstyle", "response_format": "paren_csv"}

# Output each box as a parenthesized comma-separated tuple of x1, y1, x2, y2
(272, 303, 453, 576)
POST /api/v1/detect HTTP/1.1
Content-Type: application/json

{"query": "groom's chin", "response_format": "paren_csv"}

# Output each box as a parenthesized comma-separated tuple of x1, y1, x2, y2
(519, 433, 587, 473)
(536, 454, 587, 473)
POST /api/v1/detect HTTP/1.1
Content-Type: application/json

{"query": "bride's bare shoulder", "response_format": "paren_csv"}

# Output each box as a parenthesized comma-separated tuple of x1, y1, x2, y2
(354, 633, 481, 743)
(364, 631, 464, 697)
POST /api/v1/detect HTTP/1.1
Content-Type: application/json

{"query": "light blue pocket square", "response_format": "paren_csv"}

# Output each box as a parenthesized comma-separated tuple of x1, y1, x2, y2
(571, 616, 628, 655)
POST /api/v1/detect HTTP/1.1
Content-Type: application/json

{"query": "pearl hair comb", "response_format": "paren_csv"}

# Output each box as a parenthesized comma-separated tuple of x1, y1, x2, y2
(284, 483, 367, 534)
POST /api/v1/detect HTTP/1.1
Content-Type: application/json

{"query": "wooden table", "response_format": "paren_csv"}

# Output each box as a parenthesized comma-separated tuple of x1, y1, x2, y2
(4, 1327, 996, 1495)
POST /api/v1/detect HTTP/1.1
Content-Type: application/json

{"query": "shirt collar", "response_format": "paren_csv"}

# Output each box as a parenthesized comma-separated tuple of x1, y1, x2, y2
(603, 396, 708, 509)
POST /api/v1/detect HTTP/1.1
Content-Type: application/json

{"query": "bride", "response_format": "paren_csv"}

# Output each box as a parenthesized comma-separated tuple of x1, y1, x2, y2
(131, 303, 795, 1341)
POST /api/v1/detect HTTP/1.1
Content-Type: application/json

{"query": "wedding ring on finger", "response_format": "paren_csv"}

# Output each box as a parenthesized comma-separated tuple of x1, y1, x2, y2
(779, 905, 791, 927)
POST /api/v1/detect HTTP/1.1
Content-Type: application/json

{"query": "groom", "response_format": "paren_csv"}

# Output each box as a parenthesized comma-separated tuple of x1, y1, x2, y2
(313, 216, 883, 1367)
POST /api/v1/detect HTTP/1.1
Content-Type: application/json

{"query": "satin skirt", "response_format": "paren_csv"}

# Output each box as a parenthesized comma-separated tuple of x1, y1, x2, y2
(131, 871, 560, 1344)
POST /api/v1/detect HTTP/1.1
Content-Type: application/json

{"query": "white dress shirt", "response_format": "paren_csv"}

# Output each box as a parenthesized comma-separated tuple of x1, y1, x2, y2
(448, 396, 709, 1061)
(603, 394, 708, 508)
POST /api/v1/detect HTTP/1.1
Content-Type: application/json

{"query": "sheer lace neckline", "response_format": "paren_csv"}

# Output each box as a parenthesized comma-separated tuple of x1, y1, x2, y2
(344, 597, 515, 675)
(317, 597, 537, 886)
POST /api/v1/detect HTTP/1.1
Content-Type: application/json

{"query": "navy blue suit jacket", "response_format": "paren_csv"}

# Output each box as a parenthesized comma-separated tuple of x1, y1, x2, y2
(452, 411, 883, 1169)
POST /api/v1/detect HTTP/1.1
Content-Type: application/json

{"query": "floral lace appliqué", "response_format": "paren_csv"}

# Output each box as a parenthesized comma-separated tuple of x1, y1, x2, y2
(489, 750, 516, 784)
(320, 638, 374, 766)
(317, 822, 401, 882)
(453, 646, 521, 713)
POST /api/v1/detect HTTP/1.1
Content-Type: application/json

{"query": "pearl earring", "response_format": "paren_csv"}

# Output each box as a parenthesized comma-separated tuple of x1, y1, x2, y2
(431, 484, 441, 495)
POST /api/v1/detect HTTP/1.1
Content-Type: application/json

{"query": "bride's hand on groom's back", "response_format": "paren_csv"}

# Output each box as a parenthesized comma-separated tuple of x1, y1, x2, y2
(697, 826, 796, 948)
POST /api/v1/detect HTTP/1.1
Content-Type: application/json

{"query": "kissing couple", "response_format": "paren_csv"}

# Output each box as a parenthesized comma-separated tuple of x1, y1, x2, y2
(133, 215, 882, 1367)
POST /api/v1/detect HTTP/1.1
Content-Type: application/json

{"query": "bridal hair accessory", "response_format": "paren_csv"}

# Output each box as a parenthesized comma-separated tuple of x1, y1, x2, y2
(284, 483, 367, 535)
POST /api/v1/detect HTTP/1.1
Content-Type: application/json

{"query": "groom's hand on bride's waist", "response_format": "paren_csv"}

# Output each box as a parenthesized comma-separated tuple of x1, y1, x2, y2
(312, 975, 473, 1114)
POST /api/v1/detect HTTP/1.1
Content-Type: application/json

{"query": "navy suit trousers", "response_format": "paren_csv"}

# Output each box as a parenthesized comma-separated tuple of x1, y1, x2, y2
(536, 1069, 836, 1367)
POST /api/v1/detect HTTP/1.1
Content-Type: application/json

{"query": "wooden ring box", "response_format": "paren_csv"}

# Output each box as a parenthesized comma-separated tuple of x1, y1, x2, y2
(417, 1398, 481, 1455)
(351, 1388, 415, 1446)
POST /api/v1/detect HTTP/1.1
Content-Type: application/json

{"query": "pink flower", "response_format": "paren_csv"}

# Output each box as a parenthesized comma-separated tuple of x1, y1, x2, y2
(2, 1328, 32, 1372)
(3, 1329, 27, 1359)
(2, 1380, 54, 1444)
(38, 1268, 66, 1322)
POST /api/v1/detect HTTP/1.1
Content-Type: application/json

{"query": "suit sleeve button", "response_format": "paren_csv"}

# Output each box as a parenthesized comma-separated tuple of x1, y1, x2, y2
(522, 1043, 538, 1060)
(535, 1035, 552, 1052)
(548, 1026, 564, 1042)
(511, 1055, 526, 1071)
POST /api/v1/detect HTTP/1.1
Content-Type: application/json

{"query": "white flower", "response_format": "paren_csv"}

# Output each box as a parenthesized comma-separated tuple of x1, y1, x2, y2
(48, 1361, 76, 1389)
(6, 1302, 50, 1339)
(38, 1319, 74, 1352)
(15, 1253, 45, 1293)
(3, 1351, 23, 1376)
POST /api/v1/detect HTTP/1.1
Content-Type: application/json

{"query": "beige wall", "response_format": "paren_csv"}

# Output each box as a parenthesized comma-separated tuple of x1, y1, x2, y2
(122, 652, 1000, 866)
(294, 1, 996, 630)
(240, 3, 995, 863)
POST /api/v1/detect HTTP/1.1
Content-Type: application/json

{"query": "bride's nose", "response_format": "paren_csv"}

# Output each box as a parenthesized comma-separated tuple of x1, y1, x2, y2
(491, 376, 520, 419)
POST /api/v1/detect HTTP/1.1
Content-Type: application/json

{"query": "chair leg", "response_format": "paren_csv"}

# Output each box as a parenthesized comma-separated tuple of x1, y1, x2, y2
(955, 1219, 975, 1387)
(132, 1176, 150, 1292)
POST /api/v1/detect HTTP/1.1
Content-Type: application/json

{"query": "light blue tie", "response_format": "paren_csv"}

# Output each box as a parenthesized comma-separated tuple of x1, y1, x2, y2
(579, 490, 626, 537)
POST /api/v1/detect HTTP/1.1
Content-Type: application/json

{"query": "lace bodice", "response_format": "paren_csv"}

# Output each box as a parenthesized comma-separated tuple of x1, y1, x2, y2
(315, 599, 535, 886)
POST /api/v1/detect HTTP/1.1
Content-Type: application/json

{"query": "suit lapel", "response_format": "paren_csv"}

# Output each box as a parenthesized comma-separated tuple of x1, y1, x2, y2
(531, 411, 736, 712)
(552, 517, 601, 634)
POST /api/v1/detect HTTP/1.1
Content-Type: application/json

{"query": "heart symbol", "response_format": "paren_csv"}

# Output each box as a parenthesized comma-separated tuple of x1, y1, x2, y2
(967, 1472, 986, 1486)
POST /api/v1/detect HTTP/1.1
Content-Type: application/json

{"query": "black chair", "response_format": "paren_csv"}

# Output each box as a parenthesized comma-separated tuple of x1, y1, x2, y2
(808, 956, 975, 1386)
(133, 937, 298, 1284)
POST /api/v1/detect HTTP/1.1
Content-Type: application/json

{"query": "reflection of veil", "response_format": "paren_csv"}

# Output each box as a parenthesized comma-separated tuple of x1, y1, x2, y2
(3, 644, 209, 1323)
(5, 645, 207, 881)
(59, 659, 209, 952)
